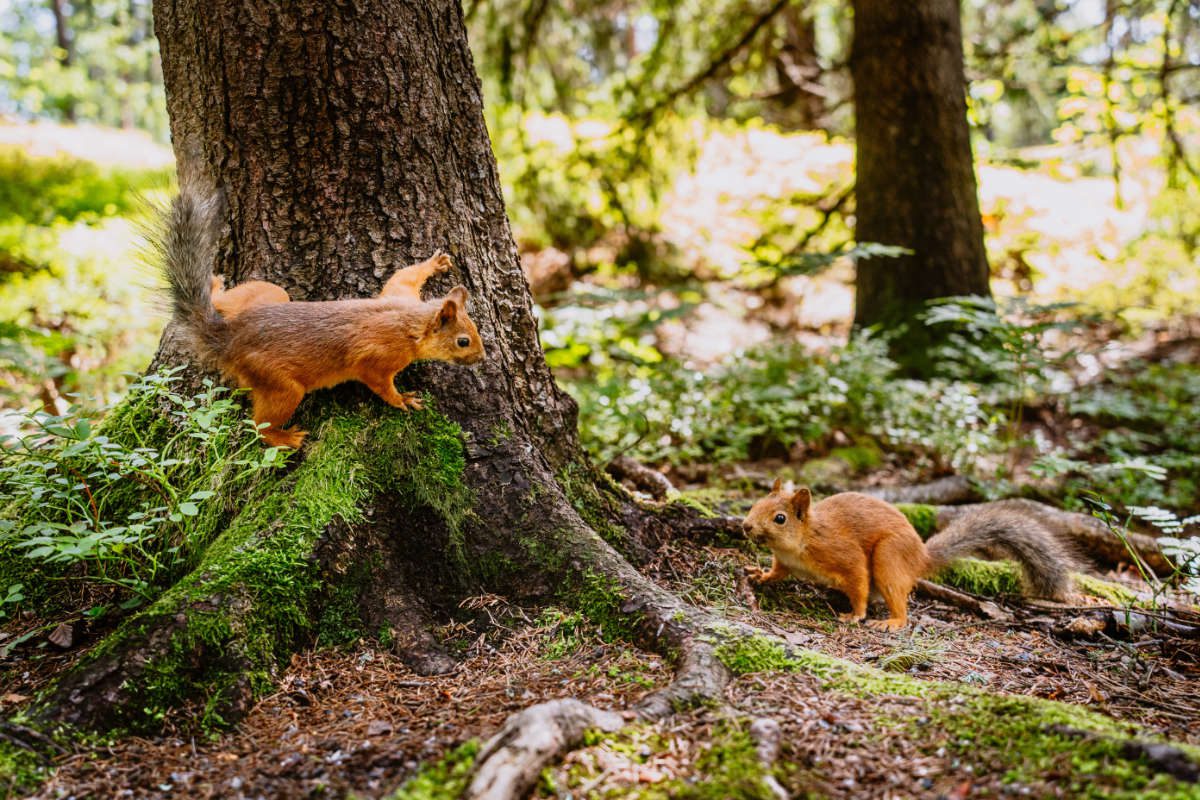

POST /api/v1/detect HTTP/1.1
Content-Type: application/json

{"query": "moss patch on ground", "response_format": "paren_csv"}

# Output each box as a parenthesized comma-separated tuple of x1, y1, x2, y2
(896, 503, 938, 538)
(781, 642, 1200, 798)
(0, 739, 48, 797)
(387, 740, 478, 800)
(931, 557, 1024, 596)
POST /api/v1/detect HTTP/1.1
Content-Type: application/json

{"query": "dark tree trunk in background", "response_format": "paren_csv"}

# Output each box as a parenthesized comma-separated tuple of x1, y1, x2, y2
(850, 0, 990, 372)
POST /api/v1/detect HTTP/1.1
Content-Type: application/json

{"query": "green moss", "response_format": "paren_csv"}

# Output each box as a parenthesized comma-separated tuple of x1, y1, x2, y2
(388, 741, 479, 800)
(363, 401, 472, 558)
(1075, 573, 1139, 606)
(763, 638, 1200, 797)
(570, 723, 786, 800)
(575, 570, 641, 643)
(39, 399, 472, 733)
(0, 739, 48, 796)
(896, 503, 938, 538)
(714, 634, 800, 675)
(932, 557, 1023, 596)
(669, 723, 782, 800)
(559, 462, 629, 549)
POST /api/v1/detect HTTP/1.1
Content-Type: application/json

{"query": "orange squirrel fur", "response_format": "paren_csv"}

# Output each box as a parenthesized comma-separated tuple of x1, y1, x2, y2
(160, 191, 484, 449)
(742, 479, 1074, 630)
(209, 275, 290, 319)
(209, 251, 453, 318)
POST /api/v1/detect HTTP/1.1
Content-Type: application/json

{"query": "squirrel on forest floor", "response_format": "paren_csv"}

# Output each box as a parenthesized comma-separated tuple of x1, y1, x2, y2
(210, 251, 455, 318)
(742, 480, 1075, 630)
(160, 190, 485, 449)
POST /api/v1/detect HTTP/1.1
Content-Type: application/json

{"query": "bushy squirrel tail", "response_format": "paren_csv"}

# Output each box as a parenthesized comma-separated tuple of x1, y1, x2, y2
(925, 507, 1075, 600)
(156, 189, 230, 369)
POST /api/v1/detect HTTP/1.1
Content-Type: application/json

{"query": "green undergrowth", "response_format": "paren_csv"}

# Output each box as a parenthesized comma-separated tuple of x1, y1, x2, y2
(1, 370, 287, 621)
(0, 739, 46, 797)
(28, 393, 470, 733)
(388, 741, 479, 800)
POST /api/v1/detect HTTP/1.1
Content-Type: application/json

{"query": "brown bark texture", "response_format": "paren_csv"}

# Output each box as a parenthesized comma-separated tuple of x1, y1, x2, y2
(850, 0, 991, 367)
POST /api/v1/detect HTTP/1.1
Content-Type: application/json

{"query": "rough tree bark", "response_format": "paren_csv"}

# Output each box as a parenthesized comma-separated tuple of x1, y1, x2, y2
(851, 0, 991, 372)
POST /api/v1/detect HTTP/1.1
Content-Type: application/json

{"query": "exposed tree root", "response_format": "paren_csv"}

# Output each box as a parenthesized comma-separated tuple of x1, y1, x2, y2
(860, 475, 979, 505)
(747, 718, 789, 800)
(915, 578, 1010, 621)
(606, 455, 675, 500)
(465, 699, 626, 800)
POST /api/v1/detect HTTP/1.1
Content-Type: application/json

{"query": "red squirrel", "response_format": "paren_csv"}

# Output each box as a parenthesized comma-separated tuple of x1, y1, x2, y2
(160, 191, 484, 448)
(742, 480, 1074, 630)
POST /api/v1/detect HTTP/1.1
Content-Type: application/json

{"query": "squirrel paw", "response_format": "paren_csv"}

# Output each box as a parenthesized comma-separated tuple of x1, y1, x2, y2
(744, 566, 768, 585)
(428, 251, 453, 273)
(395, 391, 424, 411)
(261, 427, 308, 449)
(866, 618, 907, 632)
(837, 612, 865, 624)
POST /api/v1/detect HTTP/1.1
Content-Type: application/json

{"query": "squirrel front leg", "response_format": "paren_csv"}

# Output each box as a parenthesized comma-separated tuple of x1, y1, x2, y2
(380, 251, 453, 300)
(363, 371, 424, 411)
(747, 555, 789, 585)
(836, 567, 870, 624)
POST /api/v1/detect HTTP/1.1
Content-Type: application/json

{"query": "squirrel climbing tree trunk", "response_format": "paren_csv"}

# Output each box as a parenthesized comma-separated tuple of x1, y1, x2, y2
(850, 0, 991, 373)
(37, 0, 737, 751)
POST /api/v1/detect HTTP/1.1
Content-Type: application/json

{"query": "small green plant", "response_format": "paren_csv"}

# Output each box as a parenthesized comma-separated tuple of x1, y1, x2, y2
(923, 295, 1085, 460)
(0, 368, 288, 616)
(1083, 494, 1200, 614)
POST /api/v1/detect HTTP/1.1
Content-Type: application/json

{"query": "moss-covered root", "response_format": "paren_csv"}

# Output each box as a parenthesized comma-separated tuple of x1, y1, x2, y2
(715, 635, 1200, 798)
(34, 403, 470, 733)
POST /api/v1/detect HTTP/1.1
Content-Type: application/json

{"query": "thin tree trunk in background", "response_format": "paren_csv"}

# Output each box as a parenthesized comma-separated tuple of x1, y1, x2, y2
(850, 0, 990, 372)
(49, 0, 77, 122)
(767, 5, 825, 130)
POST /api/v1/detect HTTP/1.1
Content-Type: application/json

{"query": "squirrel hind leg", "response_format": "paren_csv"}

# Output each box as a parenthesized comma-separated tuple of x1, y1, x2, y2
(869, 540, 918, 631)
(251, 381, 307, 449)
(379, 251, 453, 299)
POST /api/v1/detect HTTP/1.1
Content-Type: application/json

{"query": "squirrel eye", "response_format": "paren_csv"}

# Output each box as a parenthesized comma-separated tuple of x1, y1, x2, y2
(773, 513, 786, 525)
(456, 336, 470, 347)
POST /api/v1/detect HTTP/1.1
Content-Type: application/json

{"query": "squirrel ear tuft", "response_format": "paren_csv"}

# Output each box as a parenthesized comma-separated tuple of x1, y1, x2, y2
(771, 477, 783, 493)
(436, 296, 459, 328)
(447, 285, 469, 305)
(791, 486, 811, 516)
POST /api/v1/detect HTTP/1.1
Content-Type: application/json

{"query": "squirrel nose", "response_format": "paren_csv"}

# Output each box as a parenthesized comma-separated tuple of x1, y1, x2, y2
(742, 522, 753, 536)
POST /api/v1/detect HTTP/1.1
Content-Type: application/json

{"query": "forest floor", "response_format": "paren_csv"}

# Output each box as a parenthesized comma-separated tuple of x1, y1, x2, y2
(7, 474, 1198, 799)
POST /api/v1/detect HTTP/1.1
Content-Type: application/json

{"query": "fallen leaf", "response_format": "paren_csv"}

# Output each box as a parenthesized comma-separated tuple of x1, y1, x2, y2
(48, 622, 74, 649)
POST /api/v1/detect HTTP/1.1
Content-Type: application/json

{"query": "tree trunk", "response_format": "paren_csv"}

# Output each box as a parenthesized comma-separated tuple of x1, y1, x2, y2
(764, 6, 825, 130)
(850, 0, 990, 372)
(49, 0, 77, 122)
(36, 0, 722, 734)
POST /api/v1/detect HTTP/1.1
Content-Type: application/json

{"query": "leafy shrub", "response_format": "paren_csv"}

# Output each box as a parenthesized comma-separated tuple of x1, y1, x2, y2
(562, 333, 1000, 470)
(0, 147, 171, 226)
(0, 369, 287, 619)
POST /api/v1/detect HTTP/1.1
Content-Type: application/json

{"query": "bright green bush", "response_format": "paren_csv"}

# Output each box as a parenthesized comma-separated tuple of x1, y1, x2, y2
(0, 369, 288, 619)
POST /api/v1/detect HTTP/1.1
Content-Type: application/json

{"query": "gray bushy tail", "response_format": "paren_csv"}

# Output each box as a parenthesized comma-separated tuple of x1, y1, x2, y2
(155, 189, 230, 370)
(926, 506, 1075, 600)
